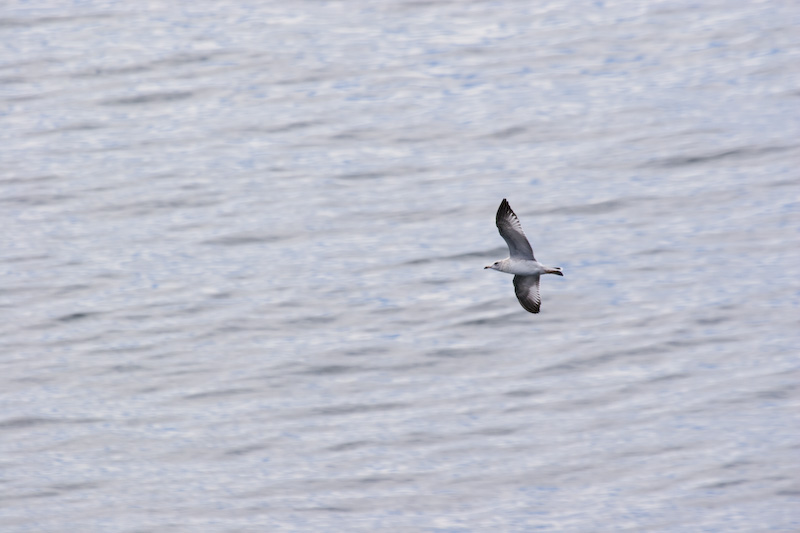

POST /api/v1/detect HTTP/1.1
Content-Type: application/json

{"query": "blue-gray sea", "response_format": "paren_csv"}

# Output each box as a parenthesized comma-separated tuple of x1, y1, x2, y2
(1, 1, 799, 531)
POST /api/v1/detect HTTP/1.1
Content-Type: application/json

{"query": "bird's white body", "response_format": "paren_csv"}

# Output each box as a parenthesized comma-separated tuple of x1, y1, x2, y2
(490, 258, 557, 276)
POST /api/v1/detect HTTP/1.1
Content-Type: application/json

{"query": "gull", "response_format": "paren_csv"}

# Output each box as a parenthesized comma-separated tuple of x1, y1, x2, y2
(485, 199, 563, 313)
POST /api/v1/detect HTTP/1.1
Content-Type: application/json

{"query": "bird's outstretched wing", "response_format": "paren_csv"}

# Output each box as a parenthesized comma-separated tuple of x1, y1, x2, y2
(513, 275, 541, 314)
(496, 199, 535, 260)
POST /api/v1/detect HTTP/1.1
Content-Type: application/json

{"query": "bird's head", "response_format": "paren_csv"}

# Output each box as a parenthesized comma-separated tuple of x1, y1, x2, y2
(484, 261, 501, 271)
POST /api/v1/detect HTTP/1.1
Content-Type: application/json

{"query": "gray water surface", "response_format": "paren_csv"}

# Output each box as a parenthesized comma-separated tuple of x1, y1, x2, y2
(1, 1, 799, 531)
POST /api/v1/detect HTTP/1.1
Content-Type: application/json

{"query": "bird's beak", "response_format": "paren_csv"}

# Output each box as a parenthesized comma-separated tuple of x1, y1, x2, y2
(484, 265, 491, 269)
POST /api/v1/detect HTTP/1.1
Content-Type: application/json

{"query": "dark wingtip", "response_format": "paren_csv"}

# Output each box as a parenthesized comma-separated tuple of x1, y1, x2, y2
(497, 198, 514, 219)
(521, 303, 540, 314)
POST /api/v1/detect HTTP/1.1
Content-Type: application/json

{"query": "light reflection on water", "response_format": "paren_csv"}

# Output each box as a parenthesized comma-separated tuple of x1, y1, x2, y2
(1, 1, 799, 531)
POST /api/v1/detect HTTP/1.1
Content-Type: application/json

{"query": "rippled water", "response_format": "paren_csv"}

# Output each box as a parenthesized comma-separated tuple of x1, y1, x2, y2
(2, 1, 799, 531)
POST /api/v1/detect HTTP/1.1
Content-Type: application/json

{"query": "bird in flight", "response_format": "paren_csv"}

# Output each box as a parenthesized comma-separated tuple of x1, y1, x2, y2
(485, 199, 563, 313)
